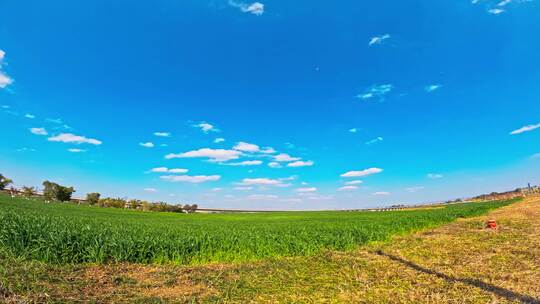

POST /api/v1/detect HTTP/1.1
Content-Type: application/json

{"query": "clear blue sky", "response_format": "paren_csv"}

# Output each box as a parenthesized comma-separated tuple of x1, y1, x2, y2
(1, 0, 539, 210)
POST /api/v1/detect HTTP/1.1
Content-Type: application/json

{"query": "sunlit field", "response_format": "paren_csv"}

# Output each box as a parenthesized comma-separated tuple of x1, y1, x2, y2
(0, 194, 515, 265)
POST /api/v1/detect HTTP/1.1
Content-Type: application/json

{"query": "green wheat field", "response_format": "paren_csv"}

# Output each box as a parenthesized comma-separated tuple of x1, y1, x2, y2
(0, 194, 514, 265)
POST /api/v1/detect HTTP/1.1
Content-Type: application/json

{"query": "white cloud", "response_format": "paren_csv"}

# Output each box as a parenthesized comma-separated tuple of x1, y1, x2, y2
(274, 153, 300, 162)
(195, 122, 219, 133)
(214, 137, 225, 143)
(161, 175, 221, 183)
(239, 178, 284, 186)
(49, 133, 102, 145)
(296, 187, 317, 193)
(345, 180, 363, 185)
(287, 160, 314, 167)
(425, 84, 442, 92)
(488, 8, 505, 14)
(406, 186, 425, 193)
(46, 118, 63, 124)
(268, 162, 282, 168)
(166, 148, 241, 162)
(341, 167, 383, 178)
(212, 187, 222, 192)
(234, 141, 260, 152)
(24, 114, 35, 119)
(510, 123, 540, 135)
(0, 50, 13, 89)
(153, 132, 171, 137)
(368, 34, 391, 46)
(357, 84, 393, 101)
(223, 160, 263, 166)
(365, 137, 384, 145)
(140, 142, 154, 148)
(144, 188, 158, 192)
(30, 127, 48, 136)
(498, 0, 512, 6)
(0, 72, 13, 89)
(234, 186, 253, 191)
(373, 191, 390, 196)
(260, 147, 276, 154)
(427, 173, 444, 179)
(67, 148, 86, 153)
(228, 0, 265, 15)
(151, 167, 189, 174)
(247, 194, 278, 200)
(349, 128, 358, 133)
(339, 185, 358, 191)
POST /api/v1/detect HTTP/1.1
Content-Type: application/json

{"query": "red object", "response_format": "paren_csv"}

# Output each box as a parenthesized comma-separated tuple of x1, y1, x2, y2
(486, 220, 497, 229)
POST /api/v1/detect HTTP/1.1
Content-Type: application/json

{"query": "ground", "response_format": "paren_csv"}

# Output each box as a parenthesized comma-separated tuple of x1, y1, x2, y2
(1, 196, 539, 303)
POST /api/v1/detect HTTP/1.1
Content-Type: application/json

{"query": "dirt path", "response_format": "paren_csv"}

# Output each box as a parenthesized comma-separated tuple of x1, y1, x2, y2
(2, 197, 539, 303)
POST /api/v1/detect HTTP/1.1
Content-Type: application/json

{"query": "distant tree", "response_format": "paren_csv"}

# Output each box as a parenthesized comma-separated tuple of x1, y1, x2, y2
(86, 193, 101, 205)
(42, 180, 75, 202)
(183, 204, 198, 213)
(21, 186, 37, 198)
(0, 173, 13, 190)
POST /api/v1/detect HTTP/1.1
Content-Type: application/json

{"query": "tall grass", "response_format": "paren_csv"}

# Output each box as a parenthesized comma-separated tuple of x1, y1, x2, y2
(0, 194, 516, 265)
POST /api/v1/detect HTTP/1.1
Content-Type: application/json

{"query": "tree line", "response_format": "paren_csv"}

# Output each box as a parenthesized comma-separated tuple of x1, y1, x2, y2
(0, 173, 198, 213)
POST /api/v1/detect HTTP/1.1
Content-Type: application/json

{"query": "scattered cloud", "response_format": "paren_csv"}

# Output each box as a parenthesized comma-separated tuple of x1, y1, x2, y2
(406, 186, 425, 193)
(341, 167, 383, 178)
(268, 162, 282, 168)
(160, 175, 221, 183)
(349, 128, 358, 133)
(166, 148, 241, 162)
(49, 133, 102, 145)
(239, 178, 285, 186)
(223, 160, 263, 166)
(287, 160, 314, 167)
(195, 122, 219, 133)
(488, 8, 505, 14)
(214, 137, 225, 143)
(25, 114, 35, 119)
(345, 180, 363, 185)
(144, 188, 158, 192)
(67, 148, 86, 153)
(365, 137, 384, 145)
(247, 194, 278, 200)
(233, 141, 260, 152)
(260, 147, 276, 154)
(427, 173, 444, 179)
(0, 50, 13, 89)
(30, 127, 48, 136)
(140, 142, 154, 148)
(425, 84, 442, 92)
(274, 153, 300, 162)
(510, 123, 540, 135)
(150, 167, 189, 174)
(296, 187, 317, 193)
(339, 185, 358, 191)
(357, 84, 393, 101)
(234, 186, 253, 191)
(228, 0, 264, 15)
(17, 147, 36, 152)
(368, 34, 391, 46)
(45, 118, 63, 124)
(373, 191, 390, 196)
(153, 132, 171, 137)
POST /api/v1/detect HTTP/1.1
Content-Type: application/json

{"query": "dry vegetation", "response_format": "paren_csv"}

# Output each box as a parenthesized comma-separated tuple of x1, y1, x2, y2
(1, 196, 539, 303)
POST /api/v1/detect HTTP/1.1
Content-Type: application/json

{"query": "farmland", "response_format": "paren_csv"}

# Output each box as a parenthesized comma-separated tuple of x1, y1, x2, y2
(0, 194, 515, 265)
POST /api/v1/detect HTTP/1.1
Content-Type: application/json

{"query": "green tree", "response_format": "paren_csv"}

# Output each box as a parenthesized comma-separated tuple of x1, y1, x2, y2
(21, 186, 37, 198)
(86, 193, 101, 205)
(0, 173, 13, 190)
(42, 181, 75, 202)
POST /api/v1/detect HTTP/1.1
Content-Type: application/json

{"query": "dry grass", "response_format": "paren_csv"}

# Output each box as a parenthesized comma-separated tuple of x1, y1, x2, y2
(1, 197, 539, 303)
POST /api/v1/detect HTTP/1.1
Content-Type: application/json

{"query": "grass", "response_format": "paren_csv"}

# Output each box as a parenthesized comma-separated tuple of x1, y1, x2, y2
(0, 194, 516, 265)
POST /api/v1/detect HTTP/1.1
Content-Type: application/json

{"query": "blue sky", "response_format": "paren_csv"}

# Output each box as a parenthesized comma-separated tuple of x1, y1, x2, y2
(1, 0, 539, 210)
